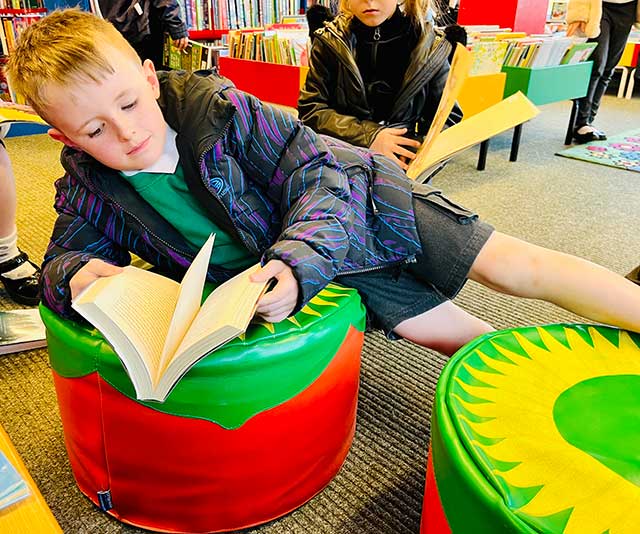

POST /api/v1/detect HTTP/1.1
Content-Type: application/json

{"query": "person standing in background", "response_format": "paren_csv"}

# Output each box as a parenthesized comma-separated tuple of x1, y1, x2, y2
(97, 0, 189, 70)
(567, 0, 640, 143)
(0, 120, 40, 306)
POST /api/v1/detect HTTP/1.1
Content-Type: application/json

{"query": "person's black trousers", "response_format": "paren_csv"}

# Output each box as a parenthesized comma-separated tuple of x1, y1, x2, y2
(575, 0, 637, 128)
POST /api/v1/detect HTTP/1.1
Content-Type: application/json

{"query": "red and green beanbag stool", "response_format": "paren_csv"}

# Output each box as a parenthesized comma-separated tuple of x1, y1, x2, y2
(422, 323, 640, 534)
(41, 283, 366, 533)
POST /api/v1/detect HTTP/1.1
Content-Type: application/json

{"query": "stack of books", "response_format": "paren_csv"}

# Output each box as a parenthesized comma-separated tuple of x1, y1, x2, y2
(0, 450, 29, 510)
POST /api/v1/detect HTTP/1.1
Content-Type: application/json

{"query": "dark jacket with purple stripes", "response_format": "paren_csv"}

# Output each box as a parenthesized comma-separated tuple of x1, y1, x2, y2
(42, 70, 423, 319)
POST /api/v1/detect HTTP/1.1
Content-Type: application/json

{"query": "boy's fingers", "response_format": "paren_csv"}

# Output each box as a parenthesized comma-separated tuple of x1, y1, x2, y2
(394, 146, 417, 160)
(87, 260, 123, 276)
(385, 127, 408, 135)
(250, 259, 285, 282)
(396, 136, 421, 148)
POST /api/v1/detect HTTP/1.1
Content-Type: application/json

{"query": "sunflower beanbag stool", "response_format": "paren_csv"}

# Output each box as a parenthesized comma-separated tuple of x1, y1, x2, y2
(41, 283, 366, 533)
(421, 323, 640, 534)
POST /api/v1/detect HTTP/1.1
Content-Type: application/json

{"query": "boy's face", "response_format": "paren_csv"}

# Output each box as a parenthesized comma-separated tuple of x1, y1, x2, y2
(46, 47, 166, 172)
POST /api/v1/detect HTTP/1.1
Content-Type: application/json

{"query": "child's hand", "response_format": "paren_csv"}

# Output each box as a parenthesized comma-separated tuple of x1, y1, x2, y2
(251, 259, 299, 323)
(370, 128, 421, 170)
(173, 37, 189, 51)
(70, 259, 123, 300)
(566, 21, 586, 37)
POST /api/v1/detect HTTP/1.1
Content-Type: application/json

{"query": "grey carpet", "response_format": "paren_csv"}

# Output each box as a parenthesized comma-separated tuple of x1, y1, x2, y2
(1, 93, 639, 533)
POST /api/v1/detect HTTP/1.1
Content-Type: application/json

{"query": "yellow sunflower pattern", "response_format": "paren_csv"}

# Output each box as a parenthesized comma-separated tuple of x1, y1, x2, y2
(450, 326, 640, 534)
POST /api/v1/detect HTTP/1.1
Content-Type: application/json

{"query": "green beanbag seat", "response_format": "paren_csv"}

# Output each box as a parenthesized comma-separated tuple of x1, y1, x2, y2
(41, 283, 366, 533)
(421, 323, 640, 534)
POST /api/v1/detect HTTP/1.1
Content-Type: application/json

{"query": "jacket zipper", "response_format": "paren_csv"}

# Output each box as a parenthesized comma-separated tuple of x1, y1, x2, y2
(342, 255, 417, 276)
(196, 109, 254, 252)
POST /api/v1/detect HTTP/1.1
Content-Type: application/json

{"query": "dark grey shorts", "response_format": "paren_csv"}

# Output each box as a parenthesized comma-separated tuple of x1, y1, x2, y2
(336, 187, 494, 337)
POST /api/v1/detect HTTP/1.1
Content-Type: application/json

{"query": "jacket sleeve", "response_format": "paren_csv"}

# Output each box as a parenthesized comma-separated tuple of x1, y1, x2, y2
(152, 0, 188, 39)
(41, 174, 131, 319)
(298, 37, 382, 148)
(213, 90, 356, 312)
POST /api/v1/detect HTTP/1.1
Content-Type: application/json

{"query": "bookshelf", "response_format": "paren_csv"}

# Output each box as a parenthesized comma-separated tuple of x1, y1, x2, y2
(458, 0, 548, 34)
(501, 61, 592, 152)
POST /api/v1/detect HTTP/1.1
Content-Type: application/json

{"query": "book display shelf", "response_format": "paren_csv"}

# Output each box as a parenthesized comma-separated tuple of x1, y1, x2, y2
(501, 61, 592, 156)
(457, 72, 507, 170)
(615, 41, 640, 99)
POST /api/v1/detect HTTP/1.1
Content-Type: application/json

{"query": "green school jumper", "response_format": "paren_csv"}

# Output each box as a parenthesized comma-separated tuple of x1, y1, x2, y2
(120, 163, 256, 270)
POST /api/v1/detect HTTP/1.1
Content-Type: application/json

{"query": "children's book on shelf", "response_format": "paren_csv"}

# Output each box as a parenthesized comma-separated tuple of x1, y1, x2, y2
(406, 45, 539, 181)
(71, 235, 270, 403)
(0, 308, 47, 356)
(560, 42, 598, 64)
(549, 0, 568, 21)
(470, 41, 509, 75)
(0, 450, 30, 510)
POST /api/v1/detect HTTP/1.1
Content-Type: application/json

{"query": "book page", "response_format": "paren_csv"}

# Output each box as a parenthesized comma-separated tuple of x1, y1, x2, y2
(73, 266, 180, 382)
(152, 264, 268, 400)
(174, 264, 266, 357)
(157, 234, 215, 382)
(406, 44, 474, 180)
(410, 92, 540, 181)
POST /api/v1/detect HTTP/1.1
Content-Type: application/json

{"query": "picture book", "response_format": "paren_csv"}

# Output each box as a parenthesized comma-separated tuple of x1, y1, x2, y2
(406, 45, 540, 181)
(560, 42, 598, 64)
(469, 41, 509, 75)
(0, 308, 47, 356)
(0, 450, 29, 510)
(72, 235, 270, 403)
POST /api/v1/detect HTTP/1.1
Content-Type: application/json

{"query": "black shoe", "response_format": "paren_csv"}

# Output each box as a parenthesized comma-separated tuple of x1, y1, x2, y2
(0, 251, 41, 306)
(573, 129, 607, 144)
(626, 265, 640, 287)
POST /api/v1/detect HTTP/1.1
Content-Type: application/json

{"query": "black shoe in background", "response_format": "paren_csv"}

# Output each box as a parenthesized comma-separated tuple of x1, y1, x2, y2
(573, 129, 608, 144)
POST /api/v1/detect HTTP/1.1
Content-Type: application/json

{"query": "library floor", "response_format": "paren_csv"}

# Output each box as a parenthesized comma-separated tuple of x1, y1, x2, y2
(1, 93, 640, 534)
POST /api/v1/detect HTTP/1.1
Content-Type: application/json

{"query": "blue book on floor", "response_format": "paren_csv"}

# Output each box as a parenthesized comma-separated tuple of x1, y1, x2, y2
(0, 450, 30, 509)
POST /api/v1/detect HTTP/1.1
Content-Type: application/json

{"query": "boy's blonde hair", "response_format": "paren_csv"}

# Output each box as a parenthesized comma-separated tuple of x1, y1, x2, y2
(6, 9, 141, 120)
(339, 0, 432, 32)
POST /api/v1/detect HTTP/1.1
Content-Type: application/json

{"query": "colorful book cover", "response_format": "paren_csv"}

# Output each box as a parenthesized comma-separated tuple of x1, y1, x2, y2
(470, 41, 509, 75)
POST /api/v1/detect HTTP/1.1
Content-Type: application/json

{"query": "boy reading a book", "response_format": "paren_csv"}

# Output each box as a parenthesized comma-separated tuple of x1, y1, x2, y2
(9, 9, 640, 355)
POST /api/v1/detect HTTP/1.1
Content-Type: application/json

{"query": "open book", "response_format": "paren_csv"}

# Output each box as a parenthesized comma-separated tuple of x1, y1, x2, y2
(72, 235, 269, 402)
(405, 44, 540, 181)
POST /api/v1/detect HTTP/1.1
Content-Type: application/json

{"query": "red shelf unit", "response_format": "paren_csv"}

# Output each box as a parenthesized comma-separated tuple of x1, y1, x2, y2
(0, 8, 46, 14)
(189, 28, 228, 40)
(458, 0, 547, 34)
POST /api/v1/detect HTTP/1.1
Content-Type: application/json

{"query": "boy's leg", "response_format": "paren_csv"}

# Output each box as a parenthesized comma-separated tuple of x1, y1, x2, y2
(393, 301, 493, 356)
(469, 231, 640, 333)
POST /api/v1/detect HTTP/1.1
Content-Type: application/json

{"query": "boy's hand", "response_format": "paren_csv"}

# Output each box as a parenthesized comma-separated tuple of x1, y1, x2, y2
(251, 259, 298, 323)
(70, 259, 123, 300)
(370, 128, 421, 170)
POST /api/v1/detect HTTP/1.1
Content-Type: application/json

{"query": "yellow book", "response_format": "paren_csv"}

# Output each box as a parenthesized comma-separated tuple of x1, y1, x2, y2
(406, 92, 539, 181)
(406, 44, 539, 181)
